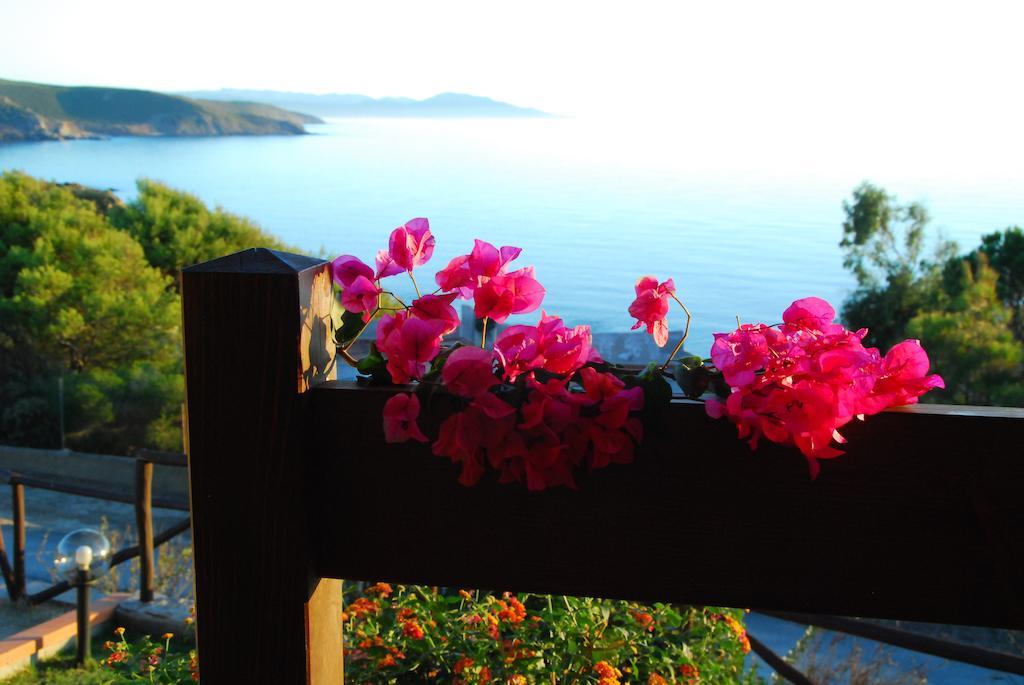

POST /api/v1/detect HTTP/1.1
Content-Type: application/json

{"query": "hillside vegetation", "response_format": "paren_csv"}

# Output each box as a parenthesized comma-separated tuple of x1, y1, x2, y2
(840, 182, 1024, 406)
(0, 78, 320, 142)
(0, 172, 295, 454)
(178, 88, 553, 118)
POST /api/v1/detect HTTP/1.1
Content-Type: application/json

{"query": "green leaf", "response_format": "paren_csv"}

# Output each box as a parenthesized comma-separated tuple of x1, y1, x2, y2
(429, 342, 463, 375)
(674, 356, 710, 398)
(356, 343, 392, 383)
(629, 362, 673, 410)
(336, 309, 365, 347)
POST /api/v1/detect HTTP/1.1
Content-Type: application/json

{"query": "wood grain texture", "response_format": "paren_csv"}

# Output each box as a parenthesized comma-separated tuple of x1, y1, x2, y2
(11, 483, 25, 602)
(311, 382, 1024, 629)
(306, 579, 344, 684)
(183, 249, 339, 684)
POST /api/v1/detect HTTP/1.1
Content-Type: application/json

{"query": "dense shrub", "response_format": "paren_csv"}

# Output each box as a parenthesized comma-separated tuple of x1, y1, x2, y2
(0, 171, 294, 454)
(342, 583, 760, 684)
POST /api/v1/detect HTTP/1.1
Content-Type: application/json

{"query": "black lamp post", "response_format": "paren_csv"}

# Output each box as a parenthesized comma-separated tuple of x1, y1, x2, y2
(74, 547, 93, 664)
(55, 529, 110, 666)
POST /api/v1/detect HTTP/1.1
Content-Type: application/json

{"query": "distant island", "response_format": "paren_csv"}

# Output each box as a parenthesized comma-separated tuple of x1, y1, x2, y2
(176, 89, 553, 119)
(0, 78, 321, 142)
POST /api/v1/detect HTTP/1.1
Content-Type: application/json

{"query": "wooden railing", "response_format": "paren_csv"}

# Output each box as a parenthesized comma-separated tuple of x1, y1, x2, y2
(182, 249, 1024, 684)
(0, 449, 190, 604)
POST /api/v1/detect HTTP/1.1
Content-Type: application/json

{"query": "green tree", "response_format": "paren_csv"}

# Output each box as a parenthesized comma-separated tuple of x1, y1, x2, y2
(110, 179, 295, 289)
(944, 226, 1024, 340)
(0, 171, 182, 452)
(907, 258, 1024, 406)
(839, 182, 1024, 407)
(840, 182, 957, 351)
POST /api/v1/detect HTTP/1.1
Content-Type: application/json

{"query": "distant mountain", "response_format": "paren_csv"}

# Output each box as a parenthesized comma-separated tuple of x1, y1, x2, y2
(0, 78, 322, 143)
(177, 89, 552, 119)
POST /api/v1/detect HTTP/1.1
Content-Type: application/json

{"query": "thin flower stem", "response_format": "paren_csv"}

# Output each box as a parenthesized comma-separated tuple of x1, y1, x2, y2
(661, 293, 692, 371)
(408, 271, 422, 299)
(341, 308, 379, 354)
(379, 290, 409, 308)
(338, 341, 359, 367)
(481, 317, 489, 347)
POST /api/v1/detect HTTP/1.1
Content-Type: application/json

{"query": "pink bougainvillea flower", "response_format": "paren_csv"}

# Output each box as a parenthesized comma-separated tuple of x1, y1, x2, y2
(434, 254, 473, 295)
(706, 297, 945, 479)
(576, 366, 644, 468)
(331, 255, 374, 289)
(710, 324, 772, 387)
(473, 277, 516, 322)
(376, 311, 447, 384)
(629, 276, 676, 347)
(782, 297, 843, 335)
(430, 357, 648, 490)
(339, 275, 381, 322)
(442, 345, 499, 398)
(858, 339, 945, 413)
(410, 293, 460, 335)
(435, 239, 541, 306)
(473, 267, 546, 323)
(494, 313, 597, 381)
(775, 380, 845, 477)
(502, 267, 546, 316)
(382, 393, 428, 443)
(388, 217, 435, 272)
(470, 391, 516, 419)
(432, 406, 488, 486)
(535, 314, 596, 377)
(375, 248, 404, 280)
(493, 323, 544, 381)
(467, 239, 521, 280)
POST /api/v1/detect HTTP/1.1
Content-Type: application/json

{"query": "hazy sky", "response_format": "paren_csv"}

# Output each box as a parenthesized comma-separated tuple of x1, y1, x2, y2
(2, 0, 1023, 164)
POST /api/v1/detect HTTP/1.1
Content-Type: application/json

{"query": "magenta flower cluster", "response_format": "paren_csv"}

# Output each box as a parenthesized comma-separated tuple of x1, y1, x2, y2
(334, 220, 946, 489)
(705, 297, 944, 477)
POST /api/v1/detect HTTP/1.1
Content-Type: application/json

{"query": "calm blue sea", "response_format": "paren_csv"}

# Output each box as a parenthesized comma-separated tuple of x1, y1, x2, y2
(3, 118, 1022, 354)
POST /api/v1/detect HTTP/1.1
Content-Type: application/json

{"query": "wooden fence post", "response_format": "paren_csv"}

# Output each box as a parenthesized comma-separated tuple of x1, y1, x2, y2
(134, 459, 155, 603)
(0, 519, 15, 599)
(182, 249, 341, 684)
(11, 483, 25, 602)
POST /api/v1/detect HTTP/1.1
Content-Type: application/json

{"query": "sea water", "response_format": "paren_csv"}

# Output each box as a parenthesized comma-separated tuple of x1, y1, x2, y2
(3, 117, 1022, 354)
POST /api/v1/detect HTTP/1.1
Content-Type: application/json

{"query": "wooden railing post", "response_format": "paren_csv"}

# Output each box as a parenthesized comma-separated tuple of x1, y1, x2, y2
(0, 519, 15, 599)
(134, 459, 155, 602)
(11, 483, 25, 602)
(182, 249, 341, 684)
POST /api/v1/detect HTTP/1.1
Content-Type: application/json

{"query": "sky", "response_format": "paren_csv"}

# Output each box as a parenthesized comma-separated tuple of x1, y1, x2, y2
(2, 0, 1023, 171)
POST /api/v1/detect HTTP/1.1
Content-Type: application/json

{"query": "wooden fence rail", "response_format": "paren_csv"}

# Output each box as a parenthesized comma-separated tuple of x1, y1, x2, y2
(0, 452, 189, 605)
(182, 249, 1024, 684)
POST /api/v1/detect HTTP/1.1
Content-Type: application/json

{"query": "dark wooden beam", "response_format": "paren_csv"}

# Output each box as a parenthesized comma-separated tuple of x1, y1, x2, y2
(311, 383, 1024, 629)
(133, 449, 188, 468)
(183, 249, 342, 684)
(0, 468, 188, 511)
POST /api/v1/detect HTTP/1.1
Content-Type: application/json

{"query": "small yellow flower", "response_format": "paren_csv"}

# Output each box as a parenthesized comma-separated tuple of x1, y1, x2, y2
(184, 617, 194, 625)
(114, 627, 126, 636)
(162, 632, 174, 640)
